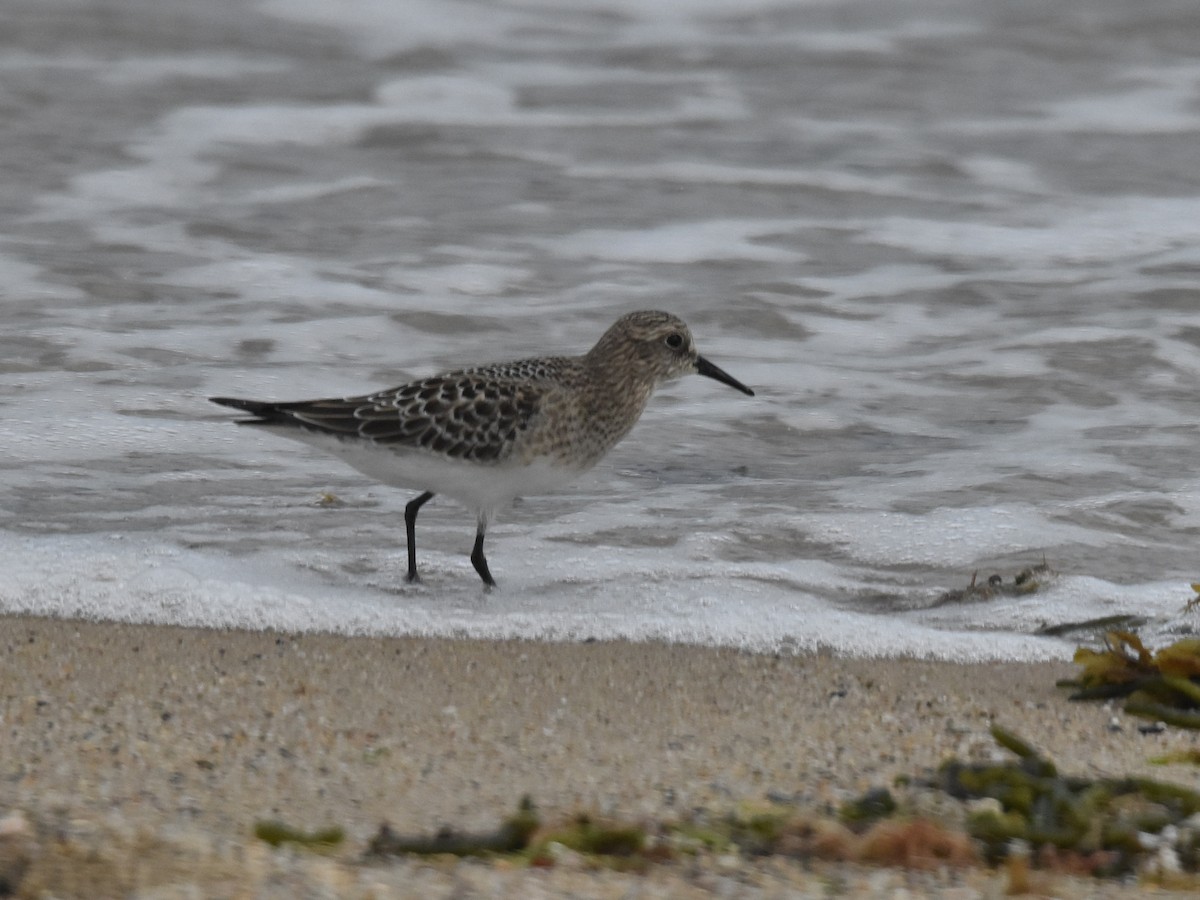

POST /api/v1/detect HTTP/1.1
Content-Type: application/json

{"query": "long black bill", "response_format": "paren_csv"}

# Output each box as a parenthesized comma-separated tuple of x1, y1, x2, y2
(695, 355, 755, 396)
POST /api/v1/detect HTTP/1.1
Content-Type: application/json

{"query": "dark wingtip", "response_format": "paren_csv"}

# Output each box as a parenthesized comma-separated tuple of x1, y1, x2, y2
(209, 397, 282, 420)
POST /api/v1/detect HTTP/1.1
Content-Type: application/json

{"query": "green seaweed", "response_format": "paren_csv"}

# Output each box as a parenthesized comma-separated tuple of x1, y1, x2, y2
(680, 811, 788, 856)
(1061, 628, 1200, 729)
(367, 795, 539, 858)
(1150, 749, 1200, 766)
(340, 725, 1200, 880)
(989, 724, 1057, 777)
(1125, 699, 1200, 730)
(933, 725, 1200, 874)
(668, 819, 735, 854)
(840, 787, 897, 826)
(538, 814, 646, 856)
(254, 820, 345, 850)
(1036, 614, 1146, 638)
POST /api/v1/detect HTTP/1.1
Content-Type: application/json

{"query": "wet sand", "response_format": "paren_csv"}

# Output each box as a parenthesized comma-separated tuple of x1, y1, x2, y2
(1, 615, 1197, 897)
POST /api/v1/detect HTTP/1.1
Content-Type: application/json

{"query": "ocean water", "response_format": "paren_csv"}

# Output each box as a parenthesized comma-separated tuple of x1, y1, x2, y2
(3, 0, 1200, 661)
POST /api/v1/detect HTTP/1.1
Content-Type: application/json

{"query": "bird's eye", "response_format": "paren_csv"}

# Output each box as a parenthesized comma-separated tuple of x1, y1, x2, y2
(664, 332, 684, 350)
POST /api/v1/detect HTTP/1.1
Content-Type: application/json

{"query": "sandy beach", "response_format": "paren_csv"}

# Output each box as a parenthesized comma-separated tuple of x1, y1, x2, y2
(2, 615, 1199, 898)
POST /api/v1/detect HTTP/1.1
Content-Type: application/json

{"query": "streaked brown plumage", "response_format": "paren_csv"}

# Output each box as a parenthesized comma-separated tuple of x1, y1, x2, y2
(211, 311, 754, 587)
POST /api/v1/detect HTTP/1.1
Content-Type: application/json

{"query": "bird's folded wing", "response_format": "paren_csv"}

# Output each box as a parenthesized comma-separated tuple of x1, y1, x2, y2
(279, 374, 544, 463)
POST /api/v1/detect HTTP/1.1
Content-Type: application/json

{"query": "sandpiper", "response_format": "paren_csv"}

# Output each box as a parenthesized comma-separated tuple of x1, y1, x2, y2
(210, 310, 754, 587)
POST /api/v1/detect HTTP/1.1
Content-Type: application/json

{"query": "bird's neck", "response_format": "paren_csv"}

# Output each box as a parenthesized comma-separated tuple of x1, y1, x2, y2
(581, 351, 657, 410)
(573, 357, 657, 461)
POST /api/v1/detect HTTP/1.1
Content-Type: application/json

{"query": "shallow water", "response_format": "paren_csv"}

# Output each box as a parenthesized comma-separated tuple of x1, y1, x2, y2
(3, 0, 1200, 660)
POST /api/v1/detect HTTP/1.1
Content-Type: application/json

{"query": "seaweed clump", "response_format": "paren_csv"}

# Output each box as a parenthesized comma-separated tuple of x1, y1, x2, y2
(366, 796, 659, 870)
(361, 794, 976, 872)
(935, 560, 1054, 605)
(367, 795, 540, 858)
(936, 725, 1200, 875)
(254, 821, 345, 851)
(1060, 630, 1200, 729)
(274, 727, 1200, 882)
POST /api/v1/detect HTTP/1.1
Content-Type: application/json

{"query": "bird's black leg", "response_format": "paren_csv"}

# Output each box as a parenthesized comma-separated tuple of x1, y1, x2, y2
(470, 514, 496, 588)
(404, 491, 435, 583)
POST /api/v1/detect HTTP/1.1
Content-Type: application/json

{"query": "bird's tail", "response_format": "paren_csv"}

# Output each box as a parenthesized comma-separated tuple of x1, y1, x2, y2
(209, 396, 288, 422)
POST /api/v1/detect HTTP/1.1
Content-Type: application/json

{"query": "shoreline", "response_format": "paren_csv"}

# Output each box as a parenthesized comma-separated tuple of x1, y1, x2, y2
(2, 614, 1197, 897)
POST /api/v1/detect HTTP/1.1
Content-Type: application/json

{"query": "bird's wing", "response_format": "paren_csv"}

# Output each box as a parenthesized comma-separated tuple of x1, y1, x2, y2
(215, 370, 546, 463)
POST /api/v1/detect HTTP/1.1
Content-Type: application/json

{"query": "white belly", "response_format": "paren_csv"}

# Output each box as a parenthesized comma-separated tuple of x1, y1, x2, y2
(260, 427, 583, 512)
